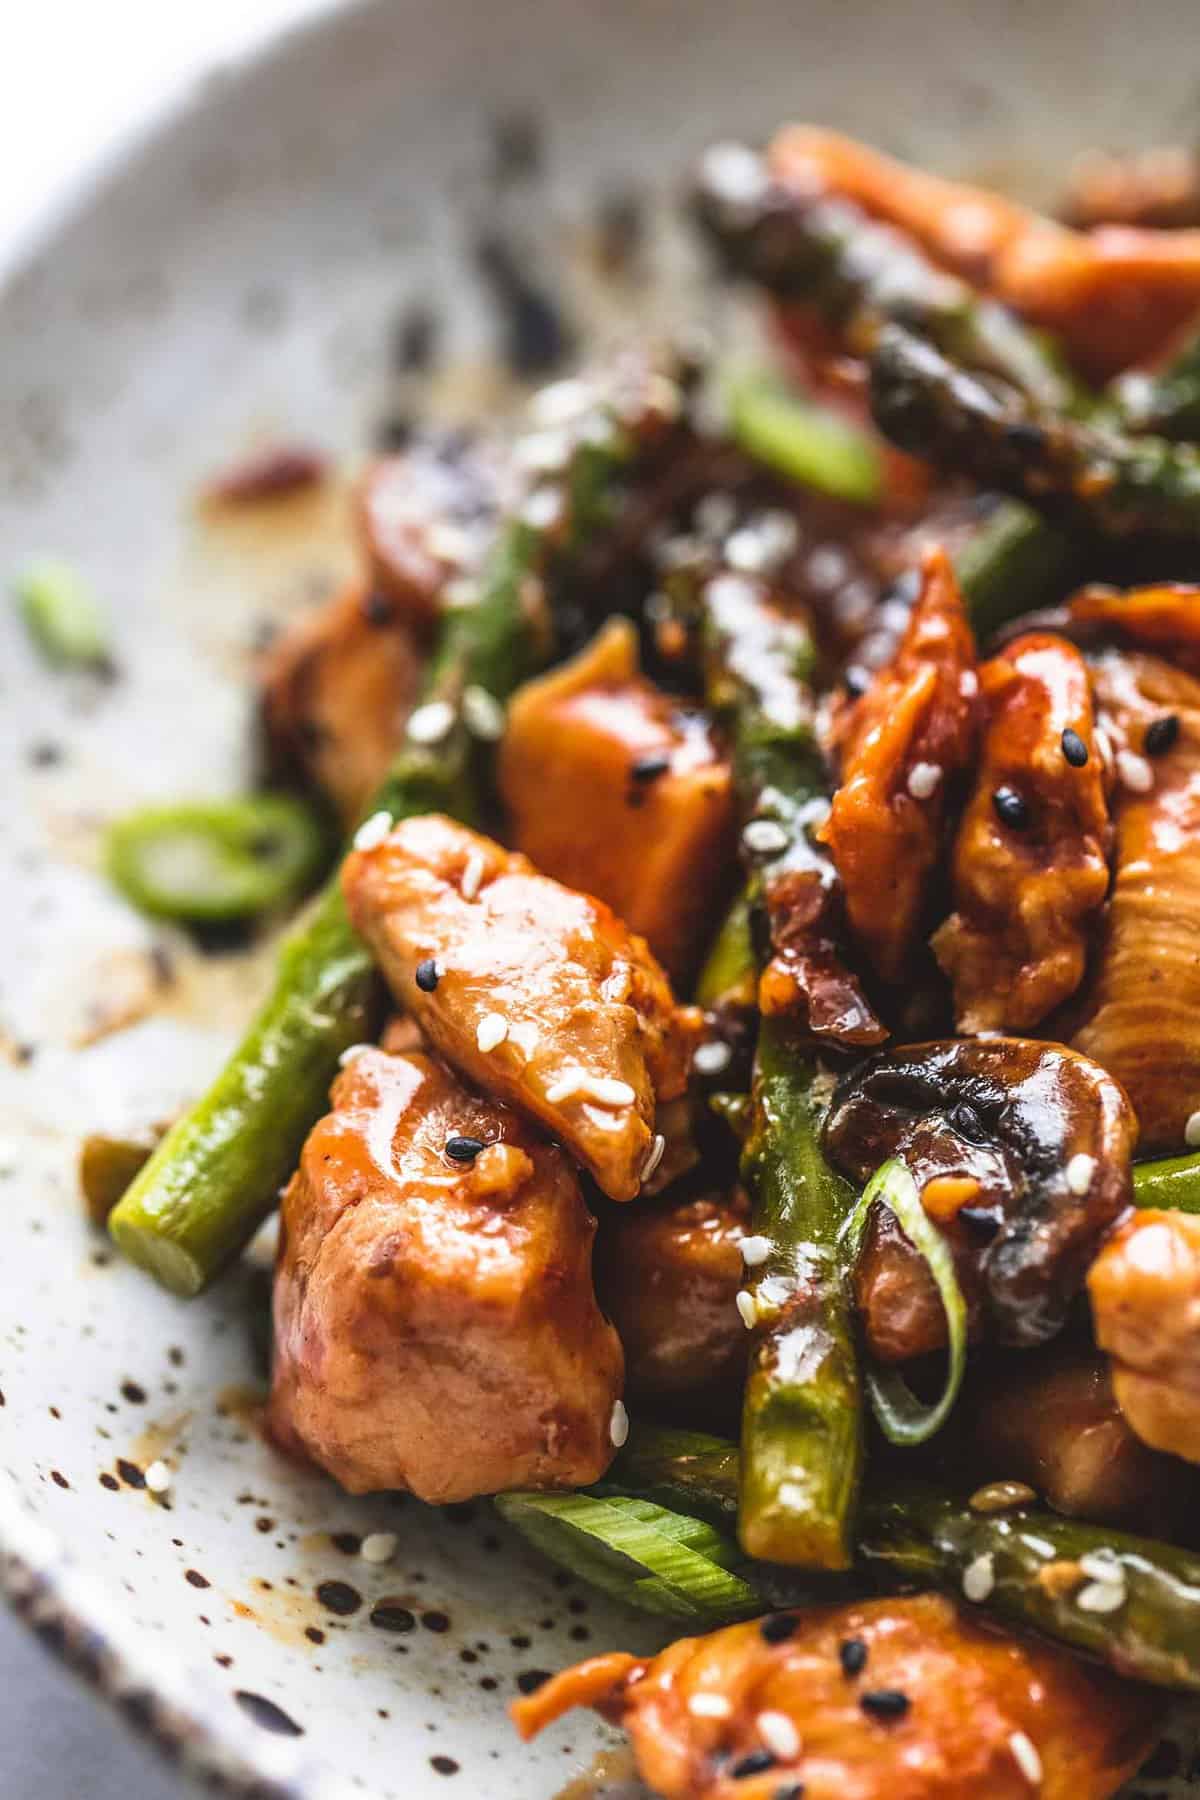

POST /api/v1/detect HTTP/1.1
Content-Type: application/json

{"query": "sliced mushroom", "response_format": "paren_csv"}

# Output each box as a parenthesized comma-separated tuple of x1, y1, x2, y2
(822, 1038, 1137, 1360)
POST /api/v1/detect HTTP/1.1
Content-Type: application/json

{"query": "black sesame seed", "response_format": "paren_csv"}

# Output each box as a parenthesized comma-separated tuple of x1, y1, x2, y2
(774, 1787, 805, 1800)
(362, 591, 395, 627)
(760, 1613, 799, 1644)
(860, 1689, 910, 1721)
(839, 1637, 868, 1677)
(415, 958, 441, 992)
(992, 786, 1029, 829)
(1144, 713, 1180, 757)
(731, 1750, 776, 1778)
(631, 751, 671, 783)
(1004, 420, 1047, 454)
(445, 1135, 485, 1164)
(959, 1206, 1002, 1242)
(1060, 727, 1089, 767)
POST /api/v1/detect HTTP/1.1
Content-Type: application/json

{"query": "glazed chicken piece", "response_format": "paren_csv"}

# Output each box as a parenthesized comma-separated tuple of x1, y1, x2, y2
(1090, 1209, 1200, 1464)
(343, 815, 699, 1201)
(932, 633, 1111, 1034)
(1062, 145, 1200, 231)
(1068, 583, 1200, 667)
(267, 1047, 622, 1500)
(595, 1187, 748, 1415)
(964, 1347, 1182, 1531)
(820, 545, 977, 984)
(356, 436, 503, 629)
(1071, 652, 1200, 1150)
(259, 576, 426, 824)
(499, 618, 736, 984)
(769, 124, 1200, 376)
(512, 1592, 1159, 1800)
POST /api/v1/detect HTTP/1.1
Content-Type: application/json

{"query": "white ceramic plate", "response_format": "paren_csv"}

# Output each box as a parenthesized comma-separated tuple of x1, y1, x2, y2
(3, 0, 1200, 1793)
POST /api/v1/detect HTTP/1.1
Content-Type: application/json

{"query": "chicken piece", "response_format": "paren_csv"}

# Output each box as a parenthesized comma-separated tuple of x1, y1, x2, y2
(343, 815, 699, 1201)
(356, 436, 503, 630)
(1071, 653, 1200, 1150)
(512, 1592, 1159, 1800)
(1090, 1209, 1200, 1464)
(965, 1347, 1180, 1530)
(258, 576, 425, 824)
(769, 124, 1200, 377)
(596, 1188, 748, 1414)
(1068, 583, 1200, 671)
(267, 1047, 622, 1500)
(932, 634, 1111, 1034)
(498, 618, 736, 984)
(819, 546, 977, 984)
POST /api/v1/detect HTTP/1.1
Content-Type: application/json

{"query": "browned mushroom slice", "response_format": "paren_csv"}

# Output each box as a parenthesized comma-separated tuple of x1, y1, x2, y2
(822, 1038, 1137, 1361)
(1089, 1208, 1200, 1465)
(819, 544, 978, 985)
(594, 1186, 748, 1419)
(1071, 652, 1200, 1150)
(343, 814, 699, 1201)
(931, 633, 1111, 1034)
(511, 1592, 1160, 1800)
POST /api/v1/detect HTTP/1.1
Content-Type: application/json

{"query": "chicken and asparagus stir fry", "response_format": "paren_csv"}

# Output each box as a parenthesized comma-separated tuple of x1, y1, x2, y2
(86, 124, 1200, 1795)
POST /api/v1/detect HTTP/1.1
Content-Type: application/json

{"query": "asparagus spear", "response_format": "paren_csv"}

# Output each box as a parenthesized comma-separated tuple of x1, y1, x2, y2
(694, 566, 866, 1570)
(606, 1425, 1200, 1692)
(108, 366, 682, 1295)
(870, 322, 1200, 540)
(693, 143, 1082, 413)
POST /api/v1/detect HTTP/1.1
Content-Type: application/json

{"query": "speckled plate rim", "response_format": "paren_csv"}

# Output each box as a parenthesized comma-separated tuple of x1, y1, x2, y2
(0, 13, 372, 1789)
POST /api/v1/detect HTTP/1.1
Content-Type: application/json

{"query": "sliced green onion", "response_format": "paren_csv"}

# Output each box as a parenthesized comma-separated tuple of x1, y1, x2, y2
(726, 370, 883, 505)
(15, 558, 109, 667)
(840, 1158, 967, 1446)
(494, 1490, 762, 1624)
(1133, 1150, 1200, 1214)
(106, 795, 326, 925)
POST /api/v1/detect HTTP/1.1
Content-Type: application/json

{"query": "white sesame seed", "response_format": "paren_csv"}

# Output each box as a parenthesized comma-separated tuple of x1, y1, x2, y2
(460, 849, 486, 901)
(1079, 1550, 1125, 1584)
(742, 819, 789, 857)
(1065, 1153, 1096, 1196)
(736, 1289, 759, 1330)
(693, 1040, 733, 1077)
(757, 1713, 801, 1761)
(544, 1072, 637, 1108)
(640, 1133, 667, 1183)
(476, 1013, 509, 1054)
(144, 1460, 172, 1495)
(522, 488, 564, 532)
(352, 810, 393, 852)
(700, 142, 771, 211)
(609, 1400, 630, 1448)
(695, 493, 737, 539)
(962, 1551, 995, 1603)
(907, 761, 943, 800)
(1186, 1109, 1200, 1148)
(338, 1043, 374, 1067)
(798, 795, 832, 829)
(531, 378, 591, 427)
(1009, 1730, 1043, 1787)
(407, 700, 456, 747)
(1077, 1580, 1126, 1613)
(1116, 748, 1153, 793)
(444, 577, 479, 610)
(740, 1235, 772, 1267)
(960, 669, 979, 698)
(513, 429, 573, 474)
(1093, 726, 1113, 768)
(427, 521, 473, 562)
(688, 1692, 733, 1719)
(462, 685, 505, 741)
(360, 1532, 398, 1565)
